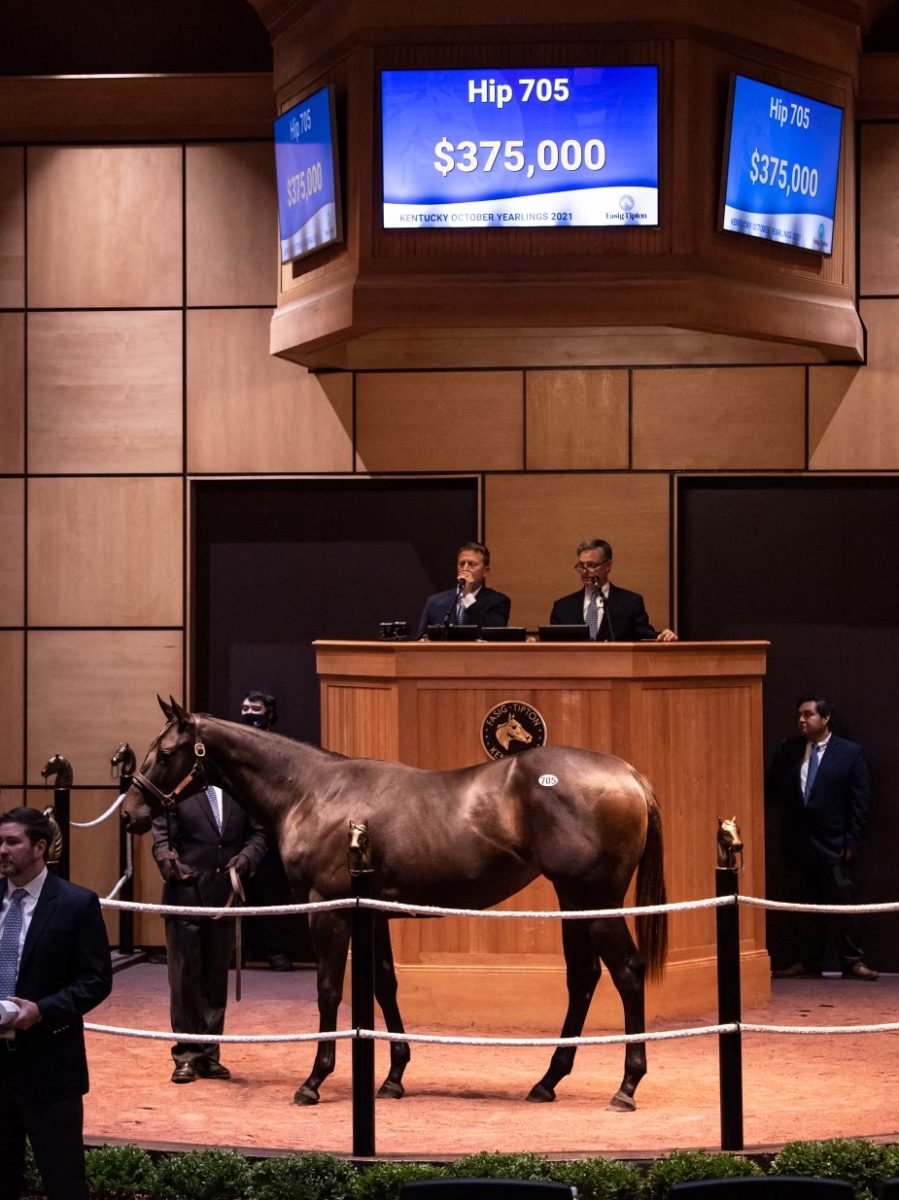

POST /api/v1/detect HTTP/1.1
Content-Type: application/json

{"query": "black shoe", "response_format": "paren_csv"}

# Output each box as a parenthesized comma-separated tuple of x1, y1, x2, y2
(171, 1061, 196, 1084)
(842, 962, 879, 981)
(195, 1059, 231, 1079)
(772, 963, 822, 979)
(267, 954, 294, 972)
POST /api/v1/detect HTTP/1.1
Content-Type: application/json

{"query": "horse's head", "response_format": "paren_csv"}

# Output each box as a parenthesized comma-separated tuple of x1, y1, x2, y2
(41, 753, 74, 788)
(120, 696, 208, 834)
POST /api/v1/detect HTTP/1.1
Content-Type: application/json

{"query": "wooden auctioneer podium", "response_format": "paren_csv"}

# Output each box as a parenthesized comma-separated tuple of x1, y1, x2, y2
(314, 639, 770, 1029)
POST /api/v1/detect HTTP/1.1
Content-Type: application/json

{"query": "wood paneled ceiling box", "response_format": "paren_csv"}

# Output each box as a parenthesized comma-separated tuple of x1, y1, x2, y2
(252, 0, 873, 370)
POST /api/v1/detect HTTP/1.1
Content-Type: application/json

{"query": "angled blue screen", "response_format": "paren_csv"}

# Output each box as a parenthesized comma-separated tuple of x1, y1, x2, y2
(380, 66, 658, 230)
(721, 75, 844, 255)
(274, 86, 341, 264)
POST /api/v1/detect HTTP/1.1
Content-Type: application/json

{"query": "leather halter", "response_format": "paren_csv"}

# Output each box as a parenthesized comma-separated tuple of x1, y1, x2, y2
(133, 738, 207, 810)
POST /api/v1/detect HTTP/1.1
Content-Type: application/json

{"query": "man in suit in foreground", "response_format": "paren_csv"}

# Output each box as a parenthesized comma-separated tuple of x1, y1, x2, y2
(0, 805, 112, 1200)
(549, 538, 677, 641)
(152, 784, 267, 1082)
(416, 541, 511, 637)
(766, 694, 878, 980)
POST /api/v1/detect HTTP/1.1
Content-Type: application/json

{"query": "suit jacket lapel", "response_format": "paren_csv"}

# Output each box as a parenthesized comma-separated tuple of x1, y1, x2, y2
(17, 871, 60, 978)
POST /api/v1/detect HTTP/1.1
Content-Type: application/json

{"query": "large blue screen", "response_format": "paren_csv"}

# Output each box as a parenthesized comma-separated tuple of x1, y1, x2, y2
(721, 75, 843, 255)
(380, 66, 658, 230)
(274, 86, 341, 264)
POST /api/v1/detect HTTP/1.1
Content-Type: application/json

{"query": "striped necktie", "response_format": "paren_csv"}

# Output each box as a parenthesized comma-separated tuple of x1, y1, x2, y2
(206, 786, 223, 832)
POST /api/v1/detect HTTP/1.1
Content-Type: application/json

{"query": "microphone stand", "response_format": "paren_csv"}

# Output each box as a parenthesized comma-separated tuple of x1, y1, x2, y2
(440, 580, 466, 637)
(595, 585, 615, 642)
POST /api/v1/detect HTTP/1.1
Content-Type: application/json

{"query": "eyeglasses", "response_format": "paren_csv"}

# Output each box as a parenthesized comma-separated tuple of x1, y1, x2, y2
(574, 560, 608, 571)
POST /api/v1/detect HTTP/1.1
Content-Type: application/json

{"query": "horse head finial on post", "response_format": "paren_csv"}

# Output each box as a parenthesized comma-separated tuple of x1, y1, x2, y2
(110, 742, 137, 779)
(347, 820, 372, 876)
(41, 753, 74, 789)
(717, 816, 744, 872)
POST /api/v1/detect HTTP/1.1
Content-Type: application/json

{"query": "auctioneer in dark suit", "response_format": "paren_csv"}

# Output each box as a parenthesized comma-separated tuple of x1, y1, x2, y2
(0, 873, 112, 1200)
(765, 733, 872, 971)
(151, 788, 267, 1072)
(416, 585, 511, 638)
(550, 582, 658, 641)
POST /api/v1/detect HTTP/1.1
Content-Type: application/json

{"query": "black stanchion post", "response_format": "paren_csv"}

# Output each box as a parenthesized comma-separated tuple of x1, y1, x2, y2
(348, 821, 376, 1158)
(40, 753, 73, 881)
(716, 830, 744, 1151)
(114, 744, 137, 955)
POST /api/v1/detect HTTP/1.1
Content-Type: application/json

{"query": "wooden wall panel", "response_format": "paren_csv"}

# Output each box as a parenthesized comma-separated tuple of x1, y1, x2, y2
(186, 143, 277, 307)
(632, 366, 805, 469)
(486, 473, 671, 633)
(525, 370, 629, 470)
(860, 125, 899, 296)
(25, 787, 122, 944)
(27, 630, 182, 786)
(186, 309, 353, 472)
(0, 146, 24, 308)
(28, 311, 183, 473)
(0, 312, 24, 473)
(356, 372, 524, 472)
(28, 477, 183, 627)
(0, 479, 24, 626)
(809, 300, 899, 469)
(27, 146, 183, 308)
(0, 632, 24, 784)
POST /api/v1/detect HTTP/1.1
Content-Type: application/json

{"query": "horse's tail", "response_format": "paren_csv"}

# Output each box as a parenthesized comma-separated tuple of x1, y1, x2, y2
(634, 775, 668, 982)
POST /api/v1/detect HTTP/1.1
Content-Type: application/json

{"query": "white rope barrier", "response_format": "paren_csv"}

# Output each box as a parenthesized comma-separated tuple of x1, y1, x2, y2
(70, 793, 125, 828)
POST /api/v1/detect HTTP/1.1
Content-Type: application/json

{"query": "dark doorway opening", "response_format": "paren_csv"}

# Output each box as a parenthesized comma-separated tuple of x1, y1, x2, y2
(678, 476, 899, 971)
(192, 476, 479, 743)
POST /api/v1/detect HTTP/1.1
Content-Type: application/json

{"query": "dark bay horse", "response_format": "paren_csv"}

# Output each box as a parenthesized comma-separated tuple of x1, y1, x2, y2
(121, 697, 667, 1111)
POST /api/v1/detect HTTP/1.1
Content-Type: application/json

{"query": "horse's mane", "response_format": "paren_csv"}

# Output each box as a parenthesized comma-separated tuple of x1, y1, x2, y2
(194, 712, 350, 762)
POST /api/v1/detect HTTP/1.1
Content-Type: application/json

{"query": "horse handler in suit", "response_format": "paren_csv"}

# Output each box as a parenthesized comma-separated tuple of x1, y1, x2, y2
(152, 786, 267, 1083)
(766, 694, 878, 981)
(0, 805, 112, 1200)
(550, 538, 677, 642)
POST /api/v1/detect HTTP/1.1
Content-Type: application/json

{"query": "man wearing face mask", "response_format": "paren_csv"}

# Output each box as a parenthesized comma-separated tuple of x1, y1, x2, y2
(151, 725, 267, 1084)
(239, 692, 298, 973)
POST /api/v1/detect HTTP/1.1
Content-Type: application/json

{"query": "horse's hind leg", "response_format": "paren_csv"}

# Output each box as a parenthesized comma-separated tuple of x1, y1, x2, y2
(592, 915, 647, 1111)
(527, 915, 600, 1104)
(294, 910, 350, 1106)
(373, 917, 411, 1099)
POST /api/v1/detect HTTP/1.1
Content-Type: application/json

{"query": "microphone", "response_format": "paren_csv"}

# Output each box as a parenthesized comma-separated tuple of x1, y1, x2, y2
(456, 577, 466, 592)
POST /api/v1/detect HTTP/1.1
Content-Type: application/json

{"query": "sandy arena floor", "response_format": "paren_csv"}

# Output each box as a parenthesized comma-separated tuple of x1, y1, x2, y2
(81, 962, 899, 1160)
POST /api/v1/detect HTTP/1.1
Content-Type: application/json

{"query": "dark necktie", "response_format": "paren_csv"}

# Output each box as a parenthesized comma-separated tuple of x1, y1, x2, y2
(0, 888, 27, 998)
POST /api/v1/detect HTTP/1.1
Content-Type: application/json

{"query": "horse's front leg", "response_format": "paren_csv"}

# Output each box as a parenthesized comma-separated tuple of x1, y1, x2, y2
(527, 916, 600, 1103)
(373, 916, 410, 1099)
(294, 910, 351, 1106)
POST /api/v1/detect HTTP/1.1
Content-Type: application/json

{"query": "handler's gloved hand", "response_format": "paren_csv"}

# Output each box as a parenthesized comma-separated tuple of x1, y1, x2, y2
(160, 855, 199, 885)
(225, 853, 251, 879)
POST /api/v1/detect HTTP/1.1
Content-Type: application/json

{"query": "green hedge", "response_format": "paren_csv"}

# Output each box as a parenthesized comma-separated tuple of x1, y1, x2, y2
(17, 1139, 899, 1200)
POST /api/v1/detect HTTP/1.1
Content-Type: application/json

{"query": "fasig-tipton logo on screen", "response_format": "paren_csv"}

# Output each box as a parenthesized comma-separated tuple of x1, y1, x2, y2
(381, 66, 659, 231)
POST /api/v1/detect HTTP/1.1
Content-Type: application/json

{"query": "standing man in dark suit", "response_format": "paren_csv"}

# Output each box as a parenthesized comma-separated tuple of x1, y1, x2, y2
(416, 541, 511, 637)
(152, 784, 267, 1083)
(766, 694, 878, 980)
(0, 806, 112, 1200)
(549, 538, 677, 641)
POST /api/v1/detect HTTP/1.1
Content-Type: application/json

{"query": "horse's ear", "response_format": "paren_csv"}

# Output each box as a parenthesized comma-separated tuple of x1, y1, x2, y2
(158, 695, 175, 720)
(168, 696, 191, 726)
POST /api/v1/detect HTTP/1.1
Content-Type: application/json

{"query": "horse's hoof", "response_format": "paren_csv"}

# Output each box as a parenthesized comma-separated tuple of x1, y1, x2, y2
(608, 1090, 636, 1112)
(526, 1082, 556, 1103)
(293, 1084, 320, 1106)
(378, 1080, 405, 1099)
